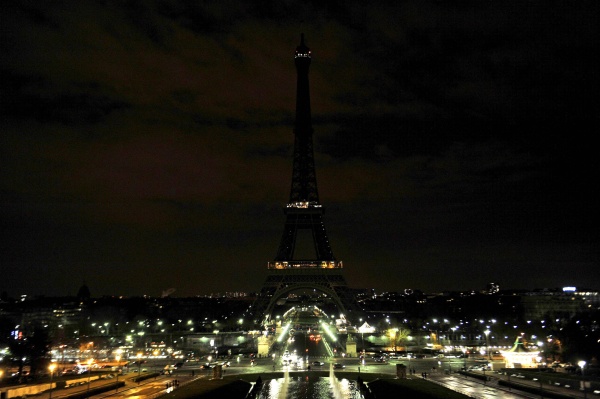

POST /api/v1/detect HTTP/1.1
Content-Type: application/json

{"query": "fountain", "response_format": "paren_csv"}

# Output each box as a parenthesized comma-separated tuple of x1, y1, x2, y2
(329, 363, 344, 399)
(278, 369, 290, 399)
(255, 366, 361, 398)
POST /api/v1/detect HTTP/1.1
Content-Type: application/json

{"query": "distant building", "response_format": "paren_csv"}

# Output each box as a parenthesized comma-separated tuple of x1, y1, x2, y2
(77, 283, 91, 302)
(519, 288, 589, 320)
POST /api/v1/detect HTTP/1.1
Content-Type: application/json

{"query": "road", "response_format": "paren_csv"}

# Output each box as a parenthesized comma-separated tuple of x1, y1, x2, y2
(22, 331, 591, 399)
(21, 356, 590, 399)
(30, 368, 201, 399)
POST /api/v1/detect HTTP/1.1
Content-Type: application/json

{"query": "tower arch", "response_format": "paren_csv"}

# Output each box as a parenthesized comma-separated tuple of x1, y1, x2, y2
(261, 282, 348, 322)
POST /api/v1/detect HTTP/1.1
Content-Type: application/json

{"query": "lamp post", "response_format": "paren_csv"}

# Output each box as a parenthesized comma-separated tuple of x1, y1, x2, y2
(48, 364, 56, 399)
(484, 329, 491, 360)
(358, 319, 366, 354)
(578, 360, 587, 399)
(137, 352, 142, 384)
(115, 355, 121, 392)
(86, 359, 93, 398)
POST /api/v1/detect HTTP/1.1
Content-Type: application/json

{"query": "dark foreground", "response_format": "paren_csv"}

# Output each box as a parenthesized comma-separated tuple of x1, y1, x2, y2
(159, 371, 471, 399)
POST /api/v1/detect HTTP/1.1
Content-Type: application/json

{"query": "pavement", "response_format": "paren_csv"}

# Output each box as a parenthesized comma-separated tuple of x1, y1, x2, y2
(17, 358, 593, 399)
(427, 369, 591, 399)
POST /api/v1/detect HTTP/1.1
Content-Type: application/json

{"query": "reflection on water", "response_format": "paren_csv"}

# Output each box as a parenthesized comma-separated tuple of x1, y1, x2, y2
(257, 376, 362, 399)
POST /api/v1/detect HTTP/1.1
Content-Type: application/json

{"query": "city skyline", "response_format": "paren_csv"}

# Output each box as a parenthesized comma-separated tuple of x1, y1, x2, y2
(1, 1, 598, 298)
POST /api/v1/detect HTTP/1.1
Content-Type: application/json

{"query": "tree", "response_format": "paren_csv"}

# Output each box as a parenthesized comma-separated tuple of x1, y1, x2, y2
(8, 338, 28, 382)
(390, 327, 411, 352)
(28, 326, 51, 376)
(8, 326, 51, 381)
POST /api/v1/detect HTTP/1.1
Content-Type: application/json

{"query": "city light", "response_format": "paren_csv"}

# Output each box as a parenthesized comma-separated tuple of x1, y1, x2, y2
(277, 322, 292, 342)
(320, 321, 337, 342)
(48, 363, 56, 399)
(115, 354, 121, 392)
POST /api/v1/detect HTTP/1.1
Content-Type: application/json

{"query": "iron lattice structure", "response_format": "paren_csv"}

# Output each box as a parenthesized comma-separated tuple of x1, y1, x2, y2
(251, 35, 360, 325)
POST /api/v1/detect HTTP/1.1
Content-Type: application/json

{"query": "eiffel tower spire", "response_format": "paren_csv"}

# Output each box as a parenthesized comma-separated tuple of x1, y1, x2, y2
(274, 34, 335, 263)
(289, 33, 318, 204)
(293, 33, 313, 144)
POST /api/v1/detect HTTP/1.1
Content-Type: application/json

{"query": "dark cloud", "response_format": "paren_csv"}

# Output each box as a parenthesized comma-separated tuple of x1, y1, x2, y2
(1, 70, 128, 125)
(1, 0, 598, 297)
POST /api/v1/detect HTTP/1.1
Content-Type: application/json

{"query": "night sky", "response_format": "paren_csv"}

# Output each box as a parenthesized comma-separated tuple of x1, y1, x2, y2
(1, 1, 598, 298)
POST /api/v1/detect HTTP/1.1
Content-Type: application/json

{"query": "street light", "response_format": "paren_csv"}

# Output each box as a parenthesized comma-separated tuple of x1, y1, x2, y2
(48, 364, 56, 399)
(86, 359, 93, 398)
(578, 360, 587, 399)
(137, 352, 142, 384)
(115, 355, 121, 392)
(484, 330, 491, 360)
(533, 377, 543, 397)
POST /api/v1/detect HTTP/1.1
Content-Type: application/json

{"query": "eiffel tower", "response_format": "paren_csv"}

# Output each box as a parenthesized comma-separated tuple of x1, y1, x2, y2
(251, 35, 359, 325)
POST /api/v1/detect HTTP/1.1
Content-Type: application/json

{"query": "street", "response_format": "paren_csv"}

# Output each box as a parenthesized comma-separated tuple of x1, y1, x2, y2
(22, 335, 592, 399)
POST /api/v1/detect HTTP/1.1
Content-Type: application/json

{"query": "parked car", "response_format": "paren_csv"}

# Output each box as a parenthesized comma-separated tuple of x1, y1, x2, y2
(333, 363, 345, 369)
(312, 361, 324, 366)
